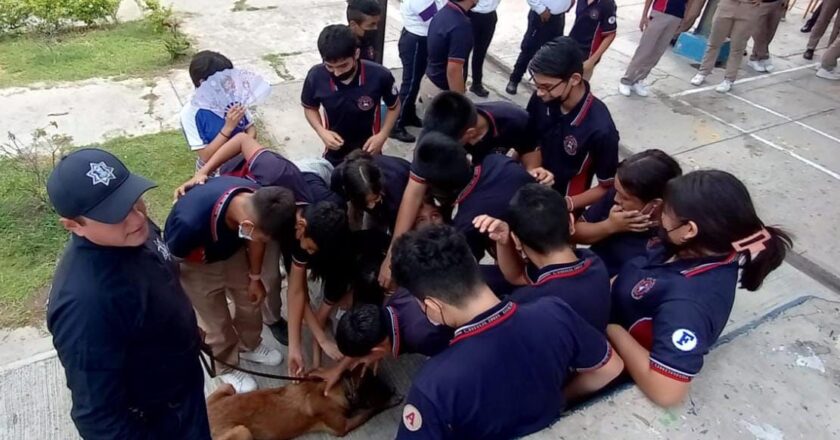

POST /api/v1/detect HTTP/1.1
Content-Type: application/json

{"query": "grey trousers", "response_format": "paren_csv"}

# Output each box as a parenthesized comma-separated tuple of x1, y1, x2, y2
(622, 11, 683, 85)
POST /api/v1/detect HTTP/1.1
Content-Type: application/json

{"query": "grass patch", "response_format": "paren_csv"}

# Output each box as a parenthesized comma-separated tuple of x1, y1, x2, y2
(0, 130, 193, 327)
(0, 19, 186, 87)
(262, 52, 300, 81)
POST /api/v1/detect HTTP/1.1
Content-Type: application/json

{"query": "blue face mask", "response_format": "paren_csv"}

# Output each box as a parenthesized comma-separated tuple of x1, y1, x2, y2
(238, 223, 255, 241)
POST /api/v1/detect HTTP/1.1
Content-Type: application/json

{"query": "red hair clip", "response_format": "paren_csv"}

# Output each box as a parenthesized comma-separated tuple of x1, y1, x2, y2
(732, 228, 771, 259)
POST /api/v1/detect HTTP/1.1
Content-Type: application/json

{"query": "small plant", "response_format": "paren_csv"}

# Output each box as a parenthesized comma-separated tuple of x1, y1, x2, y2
(65, 0, 120, 26)
(142, 0, 190, 60)
(0, 0, 32, 36)
(0, 122, 73, 209)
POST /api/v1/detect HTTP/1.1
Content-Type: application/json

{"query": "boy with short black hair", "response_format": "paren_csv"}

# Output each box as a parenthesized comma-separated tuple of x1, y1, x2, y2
(347, 0, 384, 61)
(302, 24, 400, 166)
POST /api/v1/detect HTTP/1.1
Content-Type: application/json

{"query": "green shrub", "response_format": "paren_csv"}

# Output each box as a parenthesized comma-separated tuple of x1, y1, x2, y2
(65, 0, 120, 26)
(0, 0, 32, 35)
(2, 0, 119, 36)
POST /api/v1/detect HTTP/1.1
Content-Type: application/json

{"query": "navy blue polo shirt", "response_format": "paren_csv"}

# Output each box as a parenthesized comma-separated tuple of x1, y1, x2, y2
(48, 223, 206, 438)
(426, 1, 474, 90)
(653, 0, 687, 18)
(451, 154, 535, 259)
(385, 288, 454, 357)
(164, 176, 258, 264)
(332, 154, 410, 232)
(512, 248, 610, 332)
(360, 43, 376, 62)
(469, 101, 532, 163)
(224, 148, 314, 205)
(396, 298, 613, 439)
(523, 81, 620, 196)
(611, 248, 739, 382)
(569, 0, 618, 59)
(301, 60, 399, 165)
(581, 188, 662, 277)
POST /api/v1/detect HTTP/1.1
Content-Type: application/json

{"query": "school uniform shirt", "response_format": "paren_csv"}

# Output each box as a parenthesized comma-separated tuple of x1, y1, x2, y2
(396, 298, 613, 439)
(511, 248, 611, 332)
(426, 1, 474, 90)
(180, 102, 253, 169)
(611, 248, 740, 382)
(522, 81, 620, 196)
(48, 223, 208, 438)
(224, 148, 315, 205)
(526, 0, 574, 14)
(469, 101, 532, 163)
(581, 188, 661, 277)
(385, 288, 454, 357)
(653, 0, 688, 18)
(331, 154, 411, 232)
(569, 0, 618, 59)
(164, 176, 258, 264)
(301, 60, 400, 165)
(402, 0, 445, 36)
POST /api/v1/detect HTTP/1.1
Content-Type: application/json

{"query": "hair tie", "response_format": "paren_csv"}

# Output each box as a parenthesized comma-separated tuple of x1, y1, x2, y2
(731, 228, 771, 260)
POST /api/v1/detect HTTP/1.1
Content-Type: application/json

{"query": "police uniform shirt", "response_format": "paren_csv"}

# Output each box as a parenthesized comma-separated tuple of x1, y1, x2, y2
(301, 60, 399, 165)
(48, 223, 206, 438)
(522, 81, 620, 196)
(469, 101, 532, 163)
(385, 288, 454, 357)
(225, 148, 315, 205)
(512, 248, 611, 332)
(402, 0, 444, 36)
(396, 298, 613, 439)
(426, 1, 474, 90)
(568, 0, 618, 59)
(527, 0, 575, 14)
(611, 248, 739, 382)
(164, 176, 258, 264)
(581, 188, 661, 277)
(652, 0, 688, 18)
(181, 102, 253, 169)
(331, 154, 411, 231)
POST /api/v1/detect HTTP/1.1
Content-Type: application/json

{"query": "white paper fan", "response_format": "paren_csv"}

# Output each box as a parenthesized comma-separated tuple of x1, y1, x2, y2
(191, 68, 271, 119)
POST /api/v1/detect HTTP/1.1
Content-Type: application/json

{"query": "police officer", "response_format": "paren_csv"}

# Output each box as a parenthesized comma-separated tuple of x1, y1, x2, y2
(46, 149, 210, 439)
(506, 0, 573, 95)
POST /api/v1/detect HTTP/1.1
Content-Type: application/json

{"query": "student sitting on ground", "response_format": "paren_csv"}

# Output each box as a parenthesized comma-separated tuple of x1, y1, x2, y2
(574, 149, 683, 277)
(392, 225, 624, 439)
(608, 170, 792, 406)
(474, 183, 611, 331)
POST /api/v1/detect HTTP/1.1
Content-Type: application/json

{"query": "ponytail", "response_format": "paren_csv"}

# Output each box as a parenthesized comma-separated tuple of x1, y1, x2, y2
(339, 150, 381, 209)
(738, 226, 792, 291)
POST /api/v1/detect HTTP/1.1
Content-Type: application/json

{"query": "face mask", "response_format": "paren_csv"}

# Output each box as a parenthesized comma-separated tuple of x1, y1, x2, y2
(422, 300, 447, 327)
(238, 223, 255, 241)
(361, 29, 378, 45)
(332, 61, 357, 82)
(657, 223, 686, 256)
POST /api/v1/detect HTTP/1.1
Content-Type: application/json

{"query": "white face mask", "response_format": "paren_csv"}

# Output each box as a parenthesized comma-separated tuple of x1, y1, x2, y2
(238, 223, 255, 241)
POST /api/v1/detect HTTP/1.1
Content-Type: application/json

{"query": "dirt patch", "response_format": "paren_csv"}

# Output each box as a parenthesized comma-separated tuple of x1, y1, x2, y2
(0, 285, 49, 329)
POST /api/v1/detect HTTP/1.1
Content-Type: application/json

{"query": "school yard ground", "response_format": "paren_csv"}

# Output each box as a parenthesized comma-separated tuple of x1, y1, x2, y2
(1, 0, 839, 438)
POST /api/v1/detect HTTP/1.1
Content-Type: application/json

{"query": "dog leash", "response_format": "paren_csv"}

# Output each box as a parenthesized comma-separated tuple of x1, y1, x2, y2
(199, 342, 324, 383)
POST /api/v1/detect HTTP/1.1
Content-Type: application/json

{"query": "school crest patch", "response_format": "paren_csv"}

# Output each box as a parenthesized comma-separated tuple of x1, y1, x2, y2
(402, 404, 423, 431)
(357, 95, 375, 111)
(563, 135, 578, 155)
(589, 9, 600, 20)
(631, 277, 656, 300)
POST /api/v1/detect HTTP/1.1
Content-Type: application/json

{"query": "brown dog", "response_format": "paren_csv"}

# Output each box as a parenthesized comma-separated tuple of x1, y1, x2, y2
(207, 369, 401, 440)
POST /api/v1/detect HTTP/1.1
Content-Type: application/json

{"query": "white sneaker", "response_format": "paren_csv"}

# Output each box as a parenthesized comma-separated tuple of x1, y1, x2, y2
(762, 59, 776, 73)
(690, 73, 707, 86)
(240, 342, 283, 366)
(219, 370, 257, 393)
(747, 60, 766, 72)
(715, 80, 733, 93)
(816, 68, 840, 80)
(618, 82, 632, 96)
(631, 81, 650, 97)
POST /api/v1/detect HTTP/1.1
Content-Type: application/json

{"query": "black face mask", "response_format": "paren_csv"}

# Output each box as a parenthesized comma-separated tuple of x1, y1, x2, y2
(657, 223, 687, 257)
(332, 61, 357, 82)
(361, 29, 378, 46)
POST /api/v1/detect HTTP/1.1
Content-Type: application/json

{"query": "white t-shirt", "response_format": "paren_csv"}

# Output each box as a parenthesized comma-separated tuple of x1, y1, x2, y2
(472, 0, 502, 13)
(401, 0, 447, 36)
(526, 0, 574, 14)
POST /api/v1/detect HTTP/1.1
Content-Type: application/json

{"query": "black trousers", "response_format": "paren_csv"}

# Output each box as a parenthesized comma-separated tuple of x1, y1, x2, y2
(396, 29, 427, 128)
(510, 11, 566, 83)
(466, 10, 498, 87)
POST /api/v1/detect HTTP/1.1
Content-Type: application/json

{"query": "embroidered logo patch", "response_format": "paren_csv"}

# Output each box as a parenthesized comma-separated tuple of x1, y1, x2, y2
(357, 95, 375, 111)
(87, 162, 116, 186)
(631, 277, 656, 300)
(403, 404, 423, 431)
(672, 329, 698, 351)
(608, 16, 616, 24)
(563, 135, 578, 155)
(589, 9, 600, 20)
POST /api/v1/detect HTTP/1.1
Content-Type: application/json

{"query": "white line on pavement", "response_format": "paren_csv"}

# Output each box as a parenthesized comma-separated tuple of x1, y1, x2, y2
(670, 63, 820, 97)
(0, 349, 57, 374)
(724, 92, 840, 145)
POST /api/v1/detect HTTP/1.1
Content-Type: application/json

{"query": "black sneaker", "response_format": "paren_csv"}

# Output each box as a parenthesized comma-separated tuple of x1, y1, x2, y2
(505, 80, 518, 95)
(403, 115, 423, 128)
(389, 127, 416, 143)
(803, 49, 814, 60)
(268, 318, 289, 346)
(801, 23, 813, 33)
(470, 84, 490, 97)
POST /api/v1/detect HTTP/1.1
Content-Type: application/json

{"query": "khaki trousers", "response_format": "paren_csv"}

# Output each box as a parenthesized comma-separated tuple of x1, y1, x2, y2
(676, 0, 709, 36)
(822, 34, 840, 69)
(180, 248, 262, 372)
(260, 241, 285, 325)
(808, 0, 840, 50)
(698, 0, 760, 81)
(417, 75, 445, 117)
(622, 11, 683, 85)
(750, 1, 785, 61)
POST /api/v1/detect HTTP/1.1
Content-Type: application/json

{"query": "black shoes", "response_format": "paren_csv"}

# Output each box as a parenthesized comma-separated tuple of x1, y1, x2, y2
(804, 49, 815, 60)
(389, 127, 416, 143)
(402, 115, 423, 128)
(470, 84, 490, 97)
(801, 23, 814, 33)
(268, 318, 289, 346)
(505, 80, 518, 95)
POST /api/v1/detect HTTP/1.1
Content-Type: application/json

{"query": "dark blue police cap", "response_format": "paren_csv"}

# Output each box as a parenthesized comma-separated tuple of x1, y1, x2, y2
(47, 148, 156, 224)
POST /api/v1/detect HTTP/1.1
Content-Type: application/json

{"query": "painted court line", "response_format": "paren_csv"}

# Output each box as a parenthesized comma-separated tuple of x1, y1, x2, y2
(670, 63, 820, 97)
(677, 99, 840, 181)
(725, 92, 840, 145)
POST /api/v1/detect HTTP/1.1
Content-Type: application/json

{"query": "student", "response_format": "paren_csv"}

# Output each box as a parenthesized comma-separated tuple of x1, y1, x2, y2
(474, 184, 611, 331)
(46, 149, 210, 438)
(818, 37, 840, 80)
(506, 0, 572, 95)
(575, 149, 683, 277)
(419, 0, 476, 103)
(521, 37, 620, 211)
(747, 0, 785, 73)
(347, 0, 383, 62)
(569, 0, 617, 81)
(392, 225, 624, 439)
(618, 0, 684, 97)
(803, 0, 839, 60)
(331, 150, 411, 234)
(466, 0, 502, 97)
(180, 50, 254, 170)
(302, 25, 400, 166)
(391, 0, 446, 143)
(165, 176, 292, 393)
(608, 170, 792, 406)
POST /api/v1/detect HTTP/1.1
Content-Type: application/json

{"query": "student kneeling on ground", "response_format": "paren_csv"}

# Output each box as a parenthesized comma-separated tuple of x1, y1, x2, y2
(47, 149, 210, 438)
